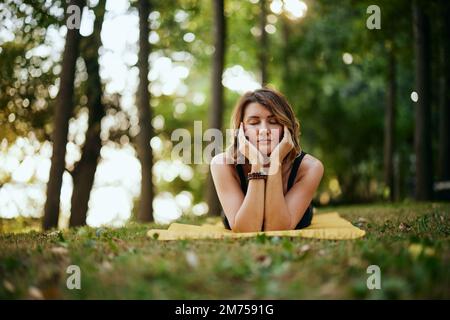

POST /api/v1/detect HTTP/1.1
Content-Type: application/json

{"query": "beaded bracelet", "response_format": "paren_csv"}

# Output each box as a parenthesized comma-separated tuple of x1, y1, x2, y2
(247, 171, 268, 181)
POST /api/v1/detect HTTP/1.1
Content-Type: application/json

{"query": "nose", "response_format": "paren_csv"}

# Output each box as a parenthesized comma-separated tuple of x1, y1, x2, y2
(258, 123, 271, 140)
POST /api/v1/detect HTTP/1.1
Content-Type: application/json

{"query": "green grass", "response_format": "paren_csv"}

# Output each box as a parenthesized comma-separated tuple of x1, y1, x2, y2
(1, 202, 449, 299)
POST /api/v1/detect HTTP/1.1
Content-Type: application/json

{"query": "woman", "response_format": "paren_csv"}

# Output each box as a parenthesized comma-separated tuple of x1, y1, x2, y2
(210, 87, 324, 232)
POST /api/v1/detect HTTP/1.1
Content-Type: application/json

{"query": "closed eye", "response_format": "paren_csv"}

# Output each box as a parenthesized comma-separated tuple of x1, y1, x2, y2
(247, 119, 279, 125)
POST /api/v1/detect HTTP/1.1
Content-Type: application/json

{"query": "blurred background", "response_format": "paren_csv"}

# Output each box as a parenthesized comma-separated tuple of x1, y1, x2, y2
(0, 0, 449, 232)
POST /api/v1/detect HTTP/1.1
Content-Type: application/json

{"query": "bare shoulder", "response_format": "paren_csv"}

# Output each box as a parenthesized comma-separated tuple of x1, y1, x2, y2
(210, 152, 236, 173)
(210, 152, 240, 184)
(297, 153, 324, 180)
(210, 152, 234, 166)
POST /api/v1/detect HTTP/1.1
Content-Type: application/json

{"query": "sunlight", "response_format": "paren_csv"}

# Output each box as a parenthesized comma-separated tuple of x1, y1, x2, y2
(222, 65, 261, 94)
(270, 0, 308, 20)
(148, 54, 191, 97)
(0, 137, 146, 228)
(153, 192, 182, 225)
(153, 159, 194, 183)
(11, 155, 34, 183)
(284, 0, 308, 20)
(86, 186, 132, 227)
(192, 202, 208, 216)
(100, 11, 139, 95)
(80, 7, 96, 37)
(175, 191, 194, 213)
(270, 0, 284, 15)
(342, 52, 353, 65)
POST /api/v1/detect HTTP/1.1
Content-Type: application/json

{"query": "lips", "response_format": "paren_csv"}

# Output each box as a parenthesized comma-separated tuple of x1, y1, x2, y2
(258, 140, 271, 143)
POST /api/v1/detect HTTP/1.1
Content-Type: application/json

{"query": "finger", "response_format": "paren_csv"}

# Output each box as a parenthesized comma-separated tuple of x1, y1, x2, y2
(279, 125, 286, 142)
(254, 149, 265, 165)
(238, 134, 247, 148)
(282, 125, 289, 140)
(238, 123, 246, 142)
(262, 153, 271, 166)
(238, 123, 246, 138)
(283, 126, 292, 143)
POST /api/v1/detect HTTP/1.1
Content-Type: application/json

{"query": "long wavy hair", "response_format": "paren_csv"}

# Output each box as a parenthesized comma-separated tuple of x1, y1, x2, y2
(226, 87, 302, 166)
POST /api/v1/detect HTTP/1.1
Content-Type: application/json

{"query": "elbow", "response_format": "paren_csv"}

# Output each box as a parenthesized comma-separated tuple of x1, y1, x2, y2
(265, 226, 291, 232)
(263, 223, 291, 232)
(263, 212, 292, 231)
(231, 219, 262, 233)
(316, 160, 325, 181)
(232, 225, 262, 233)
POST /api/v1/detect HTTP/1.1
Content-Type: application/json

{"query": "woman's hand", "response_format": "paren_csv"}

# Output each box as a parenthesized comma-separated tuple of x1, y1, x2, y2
(237, 122, 266, 169)
(268, 125, 294, 174)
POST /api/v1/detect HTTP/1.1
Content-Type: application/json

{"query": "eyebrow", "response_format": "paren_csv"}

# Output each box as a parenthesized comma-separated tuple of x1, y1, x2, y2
(245, 115, 275, 120)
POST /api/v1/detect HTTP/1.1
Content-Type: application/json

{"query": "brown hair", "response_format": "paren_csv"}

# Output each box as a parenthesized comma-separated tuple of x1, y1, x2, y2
(226, 87, 301, 166)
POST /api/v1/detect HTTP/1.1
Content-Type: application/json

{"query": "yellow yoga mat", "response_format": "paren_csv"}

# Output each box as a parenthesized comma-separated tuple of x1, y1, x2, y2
(147, 212, 366, 241)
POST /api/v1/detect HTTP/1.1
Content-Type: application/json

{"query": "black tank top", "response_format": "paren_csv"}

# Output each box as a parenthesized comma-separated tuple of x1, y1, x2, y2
(220, 150, 313, 230)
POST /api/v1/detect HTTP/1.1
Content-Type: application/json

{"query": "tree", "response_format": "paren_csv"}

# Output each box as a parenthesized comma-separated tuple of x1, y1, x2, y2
(259, 0, 268, 85)
(205, 0, 226, 217)
(136, 0, 155, 222)
(69, 0, 106, 227)
(437, 0, 450, 182)
(280, 15, 292, 94)
(412, 0, 433, 200)
(384, 41, 396, 201)
(43, 0, 86, 230)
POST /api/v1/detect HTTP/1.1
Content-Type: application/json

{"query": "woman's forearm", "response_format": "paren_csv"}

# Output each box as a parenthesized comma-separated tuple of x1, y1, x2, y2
(233, 165, 265, 232)
(264, 163, 291, 231)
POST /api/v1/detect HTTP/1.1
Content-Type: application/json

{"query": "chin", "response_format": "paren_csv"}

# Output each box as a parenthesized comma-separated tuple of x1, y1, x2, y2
(258, 147, 272, 155)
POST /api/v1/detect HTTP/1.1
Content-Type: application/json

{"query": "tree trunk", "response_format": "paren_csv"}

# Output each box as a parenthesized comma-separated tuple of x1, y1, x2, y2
(281, 16, 291, 93)
(412, 1, 433, 200)
(438, 0, 450, 181)
(136, 0, 154, 222)
(206, 0, 226, 217)
(384, 42, 396, 202)
(43, 0, 86, 230)
(259, 0, 268, 85)
(69, 0, 106, 227)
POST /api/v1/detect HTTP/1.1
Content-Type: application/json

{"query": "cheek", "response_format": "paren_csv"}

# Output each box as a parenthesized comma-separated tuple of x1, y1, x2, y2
(270, 128, 282, 143)
(245, 128, 258, 143)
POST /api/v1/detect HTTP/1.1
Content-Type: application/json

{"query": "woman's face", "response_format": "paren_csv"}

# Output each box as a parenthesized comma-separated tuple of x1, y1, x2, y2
(242, 102, 283, 156)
